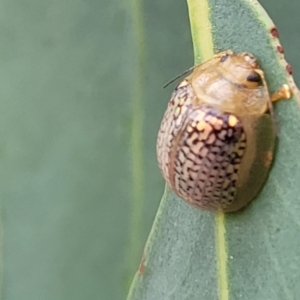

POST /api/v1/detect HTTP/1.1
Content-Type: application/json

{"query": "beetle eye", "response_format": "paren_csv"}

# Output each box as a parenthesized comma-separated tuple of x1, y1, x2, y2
(246, 72, 262, 83)
(220, 53, 229, 62)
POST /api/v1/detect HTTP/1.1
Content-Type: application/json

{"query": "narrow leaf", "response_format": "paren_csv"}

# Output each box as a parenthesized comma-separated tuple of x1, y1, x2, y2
(127, 0, 300, 299)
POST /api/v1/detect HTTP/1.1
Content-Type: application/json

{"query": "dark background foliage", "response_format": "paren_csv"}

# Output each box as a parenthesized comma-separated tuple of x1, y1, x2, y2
(0, 0, 298, 299)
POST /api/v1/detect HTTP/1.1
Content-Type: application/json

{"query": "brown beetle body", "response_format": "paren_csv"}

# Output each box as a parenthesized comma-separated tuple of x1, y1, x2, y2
(157, 50, 290, 212)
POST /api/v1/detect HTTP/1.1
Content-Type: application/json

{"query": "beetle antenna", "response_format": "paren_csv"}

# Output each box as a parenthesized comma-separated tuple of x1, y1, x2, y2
(163, 65, 197, 89)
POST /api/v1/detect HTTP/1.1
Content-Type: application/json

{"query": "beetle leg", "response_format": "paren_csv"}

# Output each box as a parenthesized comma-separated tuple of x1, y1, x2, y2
(271, 84, 292, 102)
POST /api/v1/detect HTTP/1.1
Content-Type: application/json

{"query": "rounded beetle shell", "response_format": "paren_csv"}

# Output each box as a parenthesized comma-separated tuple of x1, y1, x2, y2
(157, 51, 276, 212)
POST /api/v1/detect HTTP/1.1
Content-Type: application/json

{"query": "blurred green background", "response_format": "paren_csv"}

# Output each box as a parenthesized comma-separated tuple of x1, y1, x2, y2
(0, 0, 298, 299)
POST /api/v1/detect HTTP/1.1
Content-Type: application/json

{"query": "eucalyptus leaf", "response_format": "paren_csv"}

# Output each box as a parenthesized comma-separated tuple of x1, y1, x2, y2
(127, 0, 300, 299)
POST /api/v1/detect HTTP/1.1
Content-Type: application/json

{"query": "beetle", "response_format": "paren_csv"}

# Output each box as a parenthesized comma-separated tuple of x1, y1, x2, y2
(156, 50, 291, 212)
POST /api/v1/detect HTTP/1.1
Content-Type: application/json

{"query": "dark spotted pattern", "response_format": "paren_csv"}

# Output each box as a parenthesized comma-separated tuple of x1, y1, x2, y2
(173, 105, 246, 210)
(157, 81, 247, 210)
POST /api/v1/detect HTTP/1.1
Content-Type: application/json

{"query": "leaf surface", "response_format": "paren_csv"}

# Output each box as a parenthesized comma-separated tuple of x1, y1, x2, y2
(127, 1, 300, 299)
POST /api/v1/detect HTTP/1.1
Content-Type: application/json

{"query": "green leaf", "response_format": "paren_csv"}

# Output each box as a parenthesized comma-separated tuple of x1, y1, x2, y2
(0, 1, 192, 299)
(127, 0, 300, 299)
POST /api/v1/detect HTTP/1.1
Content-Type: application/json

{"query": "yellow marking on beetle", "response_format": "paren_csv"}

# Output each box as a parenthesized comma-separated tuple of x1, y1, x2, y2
(174, 107, 181, 117)
(228, 115, 238, 127)
(177, 79, 189, 88)
(197, 121, 207, 131)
